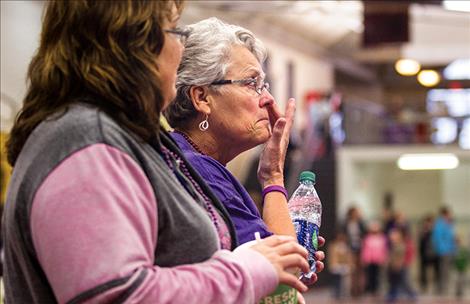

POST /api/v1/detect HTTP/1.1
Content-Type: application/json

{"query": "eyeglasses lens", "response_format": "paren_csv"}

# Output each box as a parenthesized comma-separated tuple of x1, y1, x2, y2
(255, 78, 269, 95)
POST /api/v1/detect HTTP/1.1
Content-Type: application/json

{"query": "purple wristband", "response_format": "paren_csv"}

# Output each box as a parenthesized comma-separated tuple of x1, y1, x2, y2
(261, 185, 288, 203)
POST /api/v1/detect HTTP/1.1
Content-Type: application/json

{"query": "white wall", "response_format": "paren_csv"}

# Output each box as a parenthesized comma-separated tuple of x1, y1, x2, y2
(352, 162, 443, 220)
(337, 145, 470, 238)
(442, 163, 470, 217)
(1, 1, 44, 132)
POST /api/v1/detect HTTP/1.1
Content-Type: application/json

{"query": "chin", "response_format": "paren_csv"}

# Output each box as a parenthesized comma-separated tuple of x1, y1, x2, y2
(162, 90, 177, 110)
(258, 128, 272, 144)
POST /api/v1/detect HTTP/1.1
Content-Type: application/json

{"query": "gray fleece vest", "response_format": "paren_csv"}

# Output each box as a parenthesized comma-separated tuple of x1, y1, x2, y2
(2, 103, 236, 303)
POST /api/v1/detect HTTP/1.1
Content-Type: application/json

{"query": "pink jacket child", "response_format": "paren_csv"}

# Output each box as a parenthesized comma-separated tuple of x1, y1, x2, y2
(361, 223, 388, 265)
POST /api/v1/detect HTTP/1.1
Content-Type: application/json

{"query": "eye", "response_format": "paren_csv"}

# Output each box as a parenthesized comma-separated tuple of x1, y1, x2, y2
(244, 78, 257, 87)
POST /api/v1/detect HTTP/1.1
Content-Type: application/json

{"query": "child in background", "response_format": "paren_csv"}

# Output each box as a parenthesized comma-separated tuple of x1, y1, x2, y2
(386, 228, 417, 303)
(329, 231, 354, 300)
(361, 221, 388, 296)
(402, 227, 417, 298)
(454, 235, 469, 299)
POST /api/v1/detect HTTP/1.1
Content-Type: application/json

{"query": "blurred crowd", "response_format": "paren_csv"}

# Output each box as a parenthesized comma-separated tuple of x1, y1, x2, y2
(328, 206, 470, 303)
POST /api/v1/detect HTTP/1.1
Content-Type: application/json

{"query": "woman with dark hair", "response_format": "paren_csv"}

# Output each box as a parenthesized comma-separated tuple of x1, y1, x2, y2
(2, 1, 310, 303)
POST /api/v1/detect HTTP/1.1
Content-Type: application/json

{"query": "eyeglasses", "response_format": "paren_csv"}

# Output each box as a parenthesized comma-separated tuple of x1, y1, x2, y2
(164, 27, 190, 44)
(211, 76, 270, 95)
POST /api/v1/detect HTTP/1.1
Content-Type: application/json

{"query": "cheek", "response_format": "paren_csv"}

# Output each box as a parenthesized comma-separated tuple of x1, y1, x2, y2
(216, 95, 269, 138)
(163, 40, 182, 75)
(173, 42, 183, 68)
(171, 55, 180, 72)
(241, 102, 265, 127)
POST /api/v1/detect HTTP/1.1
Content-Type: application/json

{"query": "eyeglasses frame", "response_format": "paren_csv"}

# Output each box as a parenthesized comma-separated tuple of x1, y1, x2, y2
(211, 77, 270, 95)
(164, 28, 190, 44)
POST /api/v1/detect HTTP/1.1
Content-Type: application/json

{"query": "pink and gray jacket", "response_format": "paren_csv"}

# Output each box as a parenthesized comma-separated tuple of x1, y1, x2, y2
(2, 103, 278, 304)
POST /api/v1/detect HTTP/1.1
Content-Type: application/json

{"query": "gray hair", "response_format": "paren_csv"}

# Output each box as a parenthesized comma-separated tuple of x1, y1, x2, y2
(165, 17, 267, 128)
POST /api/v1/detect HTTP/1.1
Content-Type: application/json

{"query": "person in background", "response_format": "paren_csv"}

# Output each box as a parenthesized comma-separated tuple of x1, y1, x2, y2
(402, 225, 417, 299)
(454, 235, 469, 299)
(165, 17, 325, 282)
(384, 210, 410, 239)
(342, 206, 366, 297)
(328, 231, 353, 300)
(432, 206, 456, 295)
(386, 228, 416, 303)
(1, 1, 311, 303)
(361, 220, 388, 297)
(418, 214, 438, 293)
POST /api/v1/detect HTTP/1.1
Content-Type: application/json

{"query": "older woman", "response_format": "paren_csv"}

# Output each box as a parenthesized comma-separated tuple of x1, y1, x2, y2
(2, 2, 310, 303)
(166, 17, 325, 280)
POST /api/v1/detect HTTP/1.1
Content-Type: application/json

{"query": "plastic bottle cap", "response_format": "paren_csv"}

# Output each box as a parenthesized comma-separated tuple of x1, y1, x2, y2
(299, 171, 315, 182)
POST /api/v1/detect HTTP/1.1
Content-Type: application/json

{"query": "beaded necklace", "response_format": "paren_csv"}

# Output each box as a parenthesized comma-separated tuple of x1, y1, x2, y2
(174, 130, 205, 155)
(160, 145, 231, 250)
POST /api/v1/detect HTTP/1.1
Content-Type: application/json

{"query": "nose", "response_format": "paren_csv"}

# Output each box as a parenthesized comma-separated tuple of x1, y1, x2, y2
(259, 90, 274, 107)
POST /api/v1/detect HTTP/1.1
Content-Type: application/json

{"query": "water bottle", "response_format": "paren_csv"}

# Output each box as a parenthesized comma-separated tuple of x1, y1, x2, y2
(288, 171, 322, 282)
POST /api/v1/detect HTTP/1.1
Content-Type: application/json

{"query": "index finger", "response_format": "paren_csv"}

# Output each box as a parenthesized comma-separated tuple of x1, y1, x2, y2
(318, 236, 325, 247)
(266, 101, 282, 129)
(283, 98, 295, 132)
(274, 241, 309, 259)
(258, 235, 296, 247)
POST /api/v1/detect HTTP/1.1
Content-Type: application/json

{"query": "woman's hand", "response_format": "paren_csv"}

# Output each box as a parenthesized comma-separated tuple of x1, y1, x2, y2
(249, 235, 310, 293)
(257, 98, 296, 188)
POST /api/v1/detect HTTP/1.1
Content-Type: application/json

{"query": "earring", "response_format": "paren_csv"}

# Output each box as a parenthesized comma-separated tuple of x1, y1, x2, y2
(199, 114, 209, 131)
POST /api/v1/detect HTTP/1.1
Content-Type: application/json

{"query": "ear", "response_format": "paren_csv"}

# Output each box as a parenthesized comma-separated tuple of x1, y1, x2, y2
(189, 86, 212, 115)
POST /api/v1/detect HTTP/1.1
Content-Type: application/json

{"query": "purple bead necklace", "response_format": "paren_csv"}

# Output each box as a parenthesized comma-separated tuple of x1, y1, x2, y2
(174, 130, 205, 155)
(160, 145, 231, 250)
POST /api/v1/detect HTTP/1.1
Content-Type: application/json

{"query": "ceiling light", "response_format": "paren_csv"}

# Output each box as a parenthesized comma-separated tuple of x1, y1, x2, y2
(443, 1, 470, 12)
(397, 153, 459, 170)
(443, 58, 470, 80)
(395, 59, 421, 76)
(417, 70, 440, 87)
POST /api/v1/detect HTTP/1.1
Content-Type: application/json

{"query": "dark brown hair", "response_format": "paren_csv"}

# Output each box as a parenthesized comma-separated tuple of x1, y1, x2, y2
(6, 0, 183, 166)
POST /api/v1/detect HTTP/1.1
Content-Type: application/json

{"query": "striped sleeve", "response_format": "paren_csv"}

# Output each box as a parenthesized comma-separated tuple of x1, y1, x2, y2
(30, 143, 278, 303)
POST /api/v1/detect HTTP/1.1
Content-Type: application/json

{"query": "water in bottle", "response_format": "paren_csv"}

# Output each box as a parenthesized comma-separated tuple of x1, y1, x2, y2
(288, 171, 322, 282)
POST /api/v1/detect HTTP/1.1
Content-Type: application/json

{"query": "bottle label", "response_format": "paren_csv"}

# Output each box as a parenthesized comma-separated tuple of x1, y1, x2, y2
(259, 284, 297, 304)
(293, 219, 319, 276)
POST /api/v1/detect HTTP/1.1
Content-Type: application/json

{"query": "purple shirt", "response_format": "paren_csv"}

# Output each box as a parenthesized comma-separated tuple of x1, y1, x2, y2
(171, 132, 272, 244)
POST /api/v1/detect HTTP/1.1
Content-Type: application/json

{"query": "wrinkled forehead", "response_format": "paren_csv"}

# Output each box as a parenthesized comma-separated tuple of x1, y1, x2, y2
(224, 45, 265, 79)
